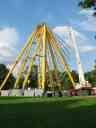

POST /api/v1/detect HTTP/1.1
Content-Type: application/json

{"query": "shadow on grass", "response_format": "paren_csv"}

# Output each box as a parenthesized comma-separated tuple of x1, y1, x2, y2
(0, 97, 96, 128)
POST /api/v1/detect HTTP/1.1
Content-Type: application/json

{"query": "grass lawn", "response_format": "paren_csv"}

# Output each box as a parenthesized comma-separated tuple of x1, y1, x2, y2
(0, 96, 96, 128)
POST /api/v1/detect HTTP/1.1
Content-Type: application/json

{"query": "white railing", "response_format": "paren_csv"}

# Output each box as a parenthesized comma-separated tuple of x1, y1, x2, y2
(1, 88, 43, 96)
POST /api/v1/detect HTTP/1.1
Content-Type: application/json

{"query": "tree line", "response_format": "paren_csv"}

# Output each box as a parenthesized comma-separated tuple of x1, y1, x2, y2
(0, 61, 96, 90)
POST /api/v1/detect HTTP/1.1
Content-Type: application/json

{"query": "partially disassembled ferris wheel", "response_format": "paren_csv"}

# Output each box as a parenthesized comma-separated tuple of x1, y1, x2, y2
(0, 23, 91, 92)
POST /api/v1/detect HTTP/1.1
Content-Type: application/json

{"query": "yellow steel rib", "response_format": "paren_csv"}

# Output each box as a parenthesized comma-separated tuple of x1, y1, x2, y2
(23, 41, 40, 89)
(46, 46, 55, 90)
(0, 32, 35, 90)
(47, 37, 58, 70)
(38, 61, 41, 88)
(52, 34, 75, 88)
(15, 32, 35, 88)
(41, 24, 47, 89)
(37, 42, 42, 89)
(47, 30, 75, 88)
(47, 37, 61, 89)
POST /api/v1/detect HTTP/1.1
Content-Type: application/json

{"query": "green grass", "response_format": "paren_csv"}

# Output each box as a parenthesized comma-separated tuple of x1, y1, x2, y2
(0, 96, 96, 128)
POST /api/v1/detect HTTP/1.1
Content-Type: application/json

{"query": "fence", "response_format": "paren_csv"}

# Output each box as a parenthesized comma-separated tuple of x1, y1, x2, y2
(1, 88, 43, 96)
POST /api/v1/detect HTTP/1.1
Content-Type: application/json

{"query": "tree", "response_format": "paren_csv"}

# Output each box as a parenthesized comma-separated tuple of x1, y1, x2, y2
(0, 64, 16, 90)
(10, 65, 38, 89)
(45, 70, 63, 91)
(62, 70, 79, 90)
(71, 70, 79, 83)
(79, 0, 95, 8)
(26, 65, 38, 88)
(85, 60, 96, 86)
(79, 0, 96, 16)
(52, 70, 79, 90)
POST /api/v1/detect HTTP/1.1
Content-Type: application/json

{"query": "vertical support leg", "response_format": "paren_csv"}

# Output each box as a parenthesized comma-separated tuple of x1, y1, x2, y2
(41, 24, 47, 89)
